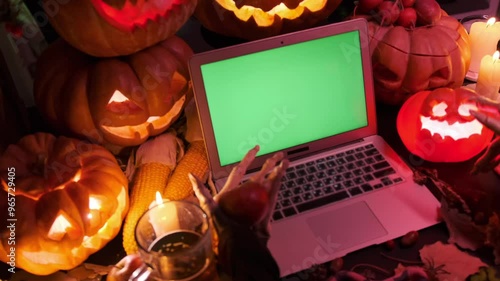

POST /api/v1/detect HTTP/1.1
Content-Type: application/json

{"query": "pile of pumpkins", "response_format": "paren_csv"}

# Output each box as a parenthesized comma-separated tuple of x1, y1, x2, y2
(0, 0, 198, 276)
(0, 0, 348, 276)
(0, 0, 475, 276)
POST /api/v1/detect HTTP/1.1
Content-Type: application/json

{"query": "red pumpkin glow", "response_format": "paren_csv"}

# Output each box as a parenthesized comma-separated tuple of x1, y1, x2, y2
(89, 0, 185, 32)
(43, 0, 197, 57)
(397, 87, 494, 162)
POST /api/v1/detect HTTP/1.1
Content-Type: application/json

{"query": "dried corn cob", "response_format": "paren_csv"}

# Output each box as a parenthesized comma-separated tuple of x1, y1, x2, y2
(163, 140, 208, 200)
(122, 131, 183, 255)
(163, 100, 209, 200)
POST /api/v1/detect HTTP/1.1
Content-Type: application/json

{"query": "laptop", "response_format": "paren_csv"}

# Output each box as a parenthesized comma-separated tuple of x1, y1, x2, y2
(188, 18, 441, 277)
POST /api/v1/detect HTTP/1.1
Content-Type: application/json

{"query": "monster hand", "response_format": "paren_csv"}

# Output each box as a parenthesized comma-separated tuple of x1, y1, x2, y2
(469, 96, 500, 174)
(189, 145, 288, 281)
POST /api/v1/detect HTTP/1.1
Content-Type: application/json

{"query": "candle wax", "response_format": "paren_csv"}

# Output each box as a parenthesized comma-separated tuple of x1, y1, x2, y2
(148, 200, 180, 236)
(476, 53, 500, 101)
(469, 19, 500, 74)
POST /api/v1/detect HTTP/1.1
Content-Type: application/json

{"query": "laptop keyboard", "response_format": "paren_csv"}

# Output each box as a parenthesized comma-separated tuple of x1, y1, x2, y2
(272, 144, 403, 221)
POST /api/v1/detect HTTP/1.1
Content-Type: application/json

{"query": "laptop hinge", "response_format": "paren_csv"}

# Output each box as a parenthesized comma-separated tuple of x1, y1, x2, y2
(288, 138, 365, 162)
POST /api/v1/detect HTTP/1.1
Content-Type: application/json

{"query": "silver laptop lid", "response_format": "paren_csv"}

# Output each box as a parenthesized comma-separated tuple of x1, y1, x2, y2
(189, 18, 377, 180)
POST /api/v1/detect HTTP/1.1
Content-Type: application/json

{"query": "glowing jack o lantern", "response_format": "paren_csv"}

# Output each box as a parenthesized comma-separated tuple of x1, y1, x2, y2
(42, 0, 197, 57)
(397, 87, 495, 162)
(0, 133, 129, 275)
(34, 36, 193, 149)
(194, 0, 343, 40)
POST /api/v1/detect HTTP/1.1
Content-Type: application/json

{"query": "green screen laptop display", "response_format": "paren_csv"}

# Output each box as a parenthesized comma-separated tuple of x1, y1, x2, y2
(200, 31, 368, 167)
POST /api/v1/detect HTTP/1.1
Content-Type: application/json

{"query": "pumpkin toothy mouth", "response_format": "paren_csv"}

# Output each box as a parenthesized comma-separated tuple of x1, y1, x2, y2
(216, 0, 327, 26)
(101, 95, 186, 141)
(90, 0, 183, 31)
(420, 116, 484, 140)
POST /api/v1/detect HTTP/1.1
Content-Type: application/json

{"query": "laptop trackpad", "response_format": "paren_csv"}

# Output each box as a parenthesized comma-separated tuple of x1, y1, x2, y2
(306, 201, 387, 253)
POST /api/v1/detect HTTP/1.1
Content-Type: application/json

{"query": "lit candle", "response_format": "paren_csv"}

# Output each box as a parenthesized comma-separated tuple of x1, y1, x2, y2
(476, 51, 500, 101)
(148, 192, 180, 236)
(469, 18, 500, 76)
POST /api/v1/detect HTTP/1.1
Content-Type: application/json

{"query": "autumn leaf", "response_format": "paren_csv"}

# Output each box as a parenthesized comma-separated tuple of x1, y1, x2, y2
(419, 241, 487, 281)
(440, 200, 488, 251)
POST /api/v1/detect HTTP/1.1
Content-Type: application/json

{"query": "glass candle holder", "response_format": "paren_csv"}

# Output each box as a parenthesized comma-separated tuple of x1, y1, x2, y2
(134, 200, 217, 281)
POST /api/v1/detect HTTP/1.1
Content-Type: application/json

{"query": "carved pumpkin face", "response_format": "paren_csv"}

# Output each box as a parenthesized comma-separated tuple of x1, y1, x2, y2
(397, 87, 494, 162)
(43, 0, 197, 57)
(0, 133, 129, 275)
(34, 36, 192, 149)
(368, 14, 471, 105)
(194, 0, 343, 40)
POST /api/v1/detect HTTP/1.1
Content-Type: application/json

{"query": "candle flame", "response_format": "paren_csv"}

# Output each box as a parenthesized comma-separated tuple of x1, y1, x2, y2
(494, 51, 500, 61)
(155, 191, 163, 205)
(487, 17, 496, 26)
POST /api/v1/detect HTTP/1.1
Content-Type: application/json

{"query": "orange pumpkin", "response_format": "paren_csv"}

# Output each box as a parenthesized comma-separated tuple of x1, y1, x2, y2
(194, 0, 343, 40)
(367, 11, 471, 105)
(397, 87, 494, 162)
(0, 133, 129, 275)
(42, 0, 197, 57)
(34, 36, 192, 149)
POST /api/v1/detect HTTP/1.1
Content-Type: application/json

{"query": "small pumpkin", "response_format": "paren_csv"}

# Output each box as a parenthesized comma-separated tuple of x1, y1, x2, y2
(42, 0, 197, 57)
(34, 36, 192, 149)
(194, 0, 343, 40)
(397, 87, 494, 162)
(367, 11, 471, 105)
(0, 133, 129, 275)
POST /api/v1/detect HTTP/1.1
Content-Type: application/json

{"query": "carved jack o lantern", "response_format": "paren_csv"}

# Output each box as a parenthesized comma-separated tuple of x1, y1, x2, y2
(42, 0, 198, 57)
(368, 13, 471, 105)
(0, 133, 129, 275)
(34, 36, 193, 149)
(397, 87, 494, 162)
(194, 0, 343, 40)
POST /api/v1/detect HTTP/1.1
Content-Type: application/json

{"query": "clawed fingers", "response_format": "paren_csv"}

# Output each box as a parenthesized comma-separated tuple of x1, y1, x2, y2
(249, 157, 289, 238)
(469, 95, 500, 110)
(472, 136, 500, 174)
(107, 254, 144, 281)
(219, 145, 260, 196)
(251, 152, 285, 185)
(470, 110, 500, 134)
(189, 173, 217, 215)
(268, 159, 289, 211)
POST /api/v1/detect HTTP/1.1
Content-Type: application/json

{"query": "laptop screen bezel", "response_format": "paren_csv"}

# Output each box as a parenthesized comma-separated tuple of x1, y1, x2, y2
(188, 18, 377, 180)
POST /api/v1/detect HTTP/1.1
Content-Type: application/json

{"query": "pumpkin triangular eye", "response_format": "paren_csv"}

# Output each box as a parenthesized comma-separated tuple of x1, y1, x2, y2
(106, 90, 142, 113)
(48, 212, 79, 241)
(108, 90, 130, 103)
(432, 102, 447, 117)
